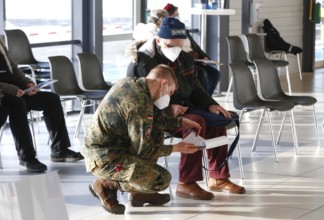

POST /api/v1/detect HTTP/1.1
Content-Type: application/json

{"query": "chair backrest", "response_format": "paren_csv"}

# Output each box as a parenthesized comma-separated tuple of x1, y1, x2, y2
(253, 58, 286, 99)
(244, 33, 266, 62)
(229, 63, 261, 110)
(77, 52, 111, 90)
(48, 56, 83, 95)
(226, 35, 251, 65)
(3, 29, 38, 64)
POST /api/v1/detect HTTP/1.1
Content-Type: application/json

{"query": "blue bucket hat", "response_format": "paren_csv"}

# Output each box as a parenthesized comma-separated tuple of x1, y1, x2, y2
(157, 17, 187, 39)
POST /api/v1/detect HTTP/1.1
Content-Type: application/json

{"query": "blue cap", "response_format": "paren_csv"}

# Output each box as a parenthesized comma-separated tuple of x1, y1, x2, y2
(157, 17, 187, 39)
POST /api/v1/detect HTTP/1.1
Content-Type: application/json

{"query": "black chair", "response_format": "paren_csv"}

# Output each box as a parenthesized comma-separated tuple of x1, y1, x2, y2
(0, 125, 4, 169)
(48, 56, 107, 138)
(229, 62, 297, 161)
(244, 33, 292, 94)
(253, 58, 320, 150)
(77, 52, 112, 91)
(225, 35, 255, 102)
(3, 29, 50, 83)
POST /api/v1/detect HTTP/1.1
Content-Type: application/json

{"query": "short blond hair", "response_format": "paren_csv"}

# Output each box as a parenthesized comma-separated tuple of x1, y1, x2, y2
(148, 64, 178, 89)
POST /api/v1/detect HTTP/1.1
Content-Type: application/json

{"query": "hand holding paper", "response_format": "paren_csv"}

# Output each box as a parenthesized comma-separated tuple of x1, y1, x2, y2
(183, 131, 228, 150)
(24, 79, 57, 95)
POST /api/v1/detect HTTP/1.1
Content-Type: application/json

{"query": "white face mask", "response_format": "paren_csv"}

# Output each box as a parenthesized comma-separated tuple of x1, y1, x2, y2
(154, 84, 170, 110)
(161, 46, 182, 62)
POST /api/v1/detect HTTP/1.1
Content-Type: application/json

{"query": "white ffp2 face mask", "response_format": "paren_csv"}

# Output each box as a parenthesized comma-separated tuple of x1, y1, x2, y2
(161, 46, 182, 62)
(154, 94, 170, 110)
(154, 84, 170, 110)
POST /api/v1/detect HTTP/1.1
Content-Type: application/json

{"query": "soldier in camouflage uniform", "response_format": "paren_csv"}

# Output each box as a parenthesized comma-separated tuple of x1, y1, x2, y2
(81, 64, 201, 214)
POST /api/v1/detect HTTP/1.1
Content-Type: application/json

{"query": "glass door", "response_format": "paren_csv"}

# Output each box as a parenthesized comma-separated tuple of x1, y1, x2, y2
(315, 0, 324, 67)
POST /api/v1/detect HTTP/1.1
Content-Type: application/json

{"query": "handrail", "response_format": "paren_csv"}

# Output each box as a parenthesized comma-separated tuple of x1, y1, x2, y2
(30, 39, 81, 48)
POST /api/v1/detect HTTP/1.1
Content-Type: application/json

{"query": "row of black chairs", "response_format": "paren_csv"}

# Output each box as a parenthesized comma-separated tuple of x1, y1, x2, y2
(2, 29, 111, 139)
(48, 55, 110, 138)
(225, 34, 293, 102)
(229, 58, 320, 161)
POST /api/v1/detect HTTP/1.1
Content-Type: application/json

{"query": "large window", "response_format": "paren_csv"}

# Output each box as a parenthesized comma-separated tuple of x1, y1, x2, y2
(102, 0, 193, 83)
(315, 0, 324, 67)
(102, 0, 133, 83)
(5, 0, 72, 60)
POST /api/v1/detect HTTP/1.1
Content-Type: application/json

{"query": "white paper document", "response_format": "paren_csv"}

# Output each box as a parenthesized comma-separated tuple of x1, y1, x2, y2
(195, 59, 223, 65)
(24, 79, 58, 94)
(182, 131, 228, 150)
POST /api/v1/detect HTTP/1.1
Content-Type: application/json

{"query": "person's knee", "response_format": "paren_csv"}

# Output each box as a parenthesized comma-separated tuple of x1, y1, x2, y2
(185, 114, 207, 127)
(43, 92, 62, 108)
(5, 94, 27, 112)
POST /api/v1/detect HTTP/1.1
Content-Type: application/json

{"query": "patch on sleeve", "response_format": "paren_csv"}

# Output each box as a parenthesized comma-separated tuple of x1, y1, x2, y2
(115, 163, 123, 172)
(145, 125, 153, 138)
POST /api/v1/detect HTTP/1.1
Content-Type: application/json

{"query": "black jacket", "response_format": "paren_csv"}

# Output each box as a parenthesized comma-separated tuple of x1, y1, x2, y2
(126, 38, 218, 111)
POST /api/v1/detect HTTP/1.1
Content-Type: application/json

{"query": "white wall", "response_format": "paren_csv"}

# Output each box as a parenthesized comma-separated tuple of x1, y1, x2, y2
(229, 0, 303, 74)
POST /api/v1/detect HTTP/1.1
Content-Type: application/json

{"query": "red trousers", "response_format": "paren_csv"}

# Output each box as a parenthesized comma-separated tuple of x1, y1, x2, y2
(173, 114, 230, 182)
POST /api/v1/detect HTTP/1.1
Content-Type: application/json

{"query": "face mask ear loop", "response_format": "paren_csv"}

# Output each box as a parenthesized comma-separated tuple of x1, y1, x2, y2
(159, 83, 163, 98)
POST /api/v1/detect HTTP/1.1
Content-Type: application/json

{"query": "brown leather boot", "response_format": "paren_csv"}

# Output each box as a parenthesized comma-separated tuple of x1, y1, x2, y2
(89, 179, 126, 214)
(208, 178, 246, 194)
(176, 182, 214, 200)
(130, 192, 171, 207)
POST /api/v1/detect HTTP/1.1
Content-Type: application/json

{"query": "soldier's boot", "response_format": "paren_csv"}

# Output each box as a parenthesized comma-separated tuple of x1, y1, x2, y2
(130, 192, 171, 207)
(89, 179, 125, 214)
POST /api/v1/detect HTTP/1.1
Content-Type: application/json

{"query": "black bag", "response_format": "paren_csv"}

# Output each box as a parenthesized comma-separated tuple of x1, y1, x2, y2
(189, 107, 240, 169)
(263, 18, 302, 55)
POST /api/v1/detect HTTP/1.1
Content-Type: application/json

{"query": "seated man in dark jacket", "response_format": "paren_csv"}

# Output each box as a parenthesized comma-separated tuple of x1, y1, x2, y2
(126, 17, 245, 200)
(0, 40, 83, 173)
(164, 3, 220, 96)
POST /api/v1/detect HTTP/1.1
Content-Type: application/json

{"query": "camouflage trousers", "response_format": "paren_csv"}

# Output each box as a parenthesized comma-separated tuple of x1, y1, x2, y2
(92, 154, 171, 193)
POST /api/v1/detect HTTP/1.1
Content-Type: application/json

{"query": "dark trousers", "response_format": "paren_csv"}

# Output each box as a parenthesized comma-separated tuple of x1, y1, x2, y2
(173, 114, 229, 182)
(196, 64, 220, 96)
(0, 92, 70, 161)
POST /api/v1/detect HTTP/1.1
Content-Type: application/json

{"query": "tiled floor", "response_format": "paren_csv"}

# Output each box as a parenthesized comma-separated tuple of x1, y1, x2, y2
(1, 70, 324, 220)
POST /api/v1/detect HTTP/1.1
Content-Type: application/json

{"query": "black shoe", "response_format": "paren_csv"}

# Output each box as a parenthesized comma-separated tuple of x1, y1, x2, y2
(50, 149, 84, 162)
(19, 158, 47, 173)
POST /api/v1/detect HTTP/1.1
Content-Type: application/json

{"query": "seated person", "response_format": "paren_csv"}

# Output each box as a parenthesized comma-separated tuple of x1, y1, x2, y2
(132, 9, 169, 42)
(164, 3, 220, 96)
(0, 40, 83, 173)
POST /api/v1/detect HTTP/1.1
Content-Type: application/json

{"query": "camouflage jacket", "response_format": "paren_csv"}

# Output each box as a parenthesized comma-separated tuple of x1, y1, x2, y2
(81, 77, 183, 172)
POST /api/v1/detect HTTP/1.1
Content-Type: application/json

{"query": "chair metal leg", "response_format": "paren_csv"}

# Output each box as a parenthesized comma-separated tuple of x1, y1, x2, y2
(0, 125, 4, 169)
(74, 99, 86, 138)
(202, 150, 209, 188)
(225, 76, 233, 102)
(276, 112, 287, 145)
(283, 54, 292, 95)
(251, 109, 266, 152)
(296, 53, 302, 80)
(266, 110, 279, 162)
(227, 123, 244, 179)
(312, 105, 320, 148)
(234, 126, 245, 179)
(289, 110, 299, 155)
